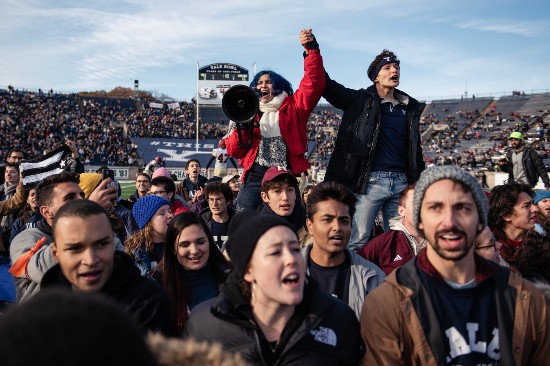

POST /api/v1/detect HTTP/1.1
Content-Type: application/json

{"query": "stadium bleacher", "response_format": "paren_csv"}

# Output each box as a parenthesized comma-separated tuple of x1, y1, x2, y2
(1, 86, 549, 173)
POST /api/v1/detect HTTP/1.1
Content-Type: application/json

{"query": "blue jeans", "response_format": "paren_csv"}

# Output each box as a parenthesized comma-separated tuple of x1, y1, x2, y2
(236, 181, 263, 211)
(349, 171, 408, 251)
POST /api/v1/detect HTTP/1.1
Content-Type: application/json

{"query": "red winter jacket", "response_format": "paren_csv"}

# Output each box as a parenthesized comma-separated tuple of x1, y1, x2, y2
(225, 49, 325, 182)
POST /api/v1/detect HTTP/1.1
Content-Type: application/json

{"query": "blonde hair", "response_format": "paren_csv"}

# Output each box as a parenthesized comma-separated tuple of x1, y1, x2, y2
(147, 333, 249, 366)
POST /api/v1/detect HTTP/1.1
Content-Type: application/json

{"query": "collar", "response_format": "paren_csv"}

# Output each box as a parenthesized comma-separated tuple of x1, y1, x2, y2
(416, 247, 498, 287)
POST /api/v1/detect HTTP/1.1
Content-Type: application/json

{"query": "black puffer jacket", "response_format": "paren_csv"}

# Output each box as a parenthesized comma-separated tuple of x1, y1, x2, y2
(42, 251, 170, 335)
(183, 272, 363, 365)
(323, 75, 425, 193)
(504, 146, 550, 188)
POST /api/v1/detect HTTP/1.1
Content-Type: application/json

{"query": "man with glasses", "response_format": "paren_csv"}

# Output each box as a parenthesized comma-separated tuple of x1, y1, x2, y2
(473, 226, 501, 264)
(149, 176, 189, 216)
(127, 173, 151, 208)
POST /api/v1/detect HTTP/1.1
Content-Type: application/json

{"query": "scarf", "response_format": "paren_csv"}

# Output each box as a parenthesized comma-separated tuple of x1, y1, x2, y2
(256, 92, 288, 167)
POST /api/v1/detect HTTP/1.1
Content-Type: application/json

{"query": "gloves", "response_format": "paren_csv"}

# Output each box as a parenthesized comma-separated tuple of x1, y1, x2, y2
(306, 33, 319, 50)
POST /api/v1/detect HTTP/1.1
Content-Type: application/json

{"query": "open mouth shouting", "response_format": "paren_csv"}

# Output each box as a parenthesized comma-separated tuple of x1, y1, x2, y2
(282, 272, 301, 287)
(79, 269, 103, 285)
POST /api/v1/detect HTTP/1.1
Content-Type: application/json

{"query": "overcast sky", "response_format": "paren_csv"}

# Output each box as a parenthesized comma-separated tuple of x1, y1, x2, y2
(1, 0, 549, 102)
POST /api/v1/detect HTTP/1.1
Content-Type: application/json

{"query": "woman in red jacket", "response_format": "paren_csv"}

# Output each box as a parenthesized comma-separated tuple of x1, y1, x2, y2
(224, 29, 325, 210)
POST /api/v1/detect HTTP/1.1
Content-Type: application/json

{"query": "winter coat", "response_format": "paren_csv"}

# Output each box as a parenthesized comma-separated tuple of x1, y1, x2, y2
(184, 273, 363, 365)
(0, 181, 28, 253)
(41, 251, 170, 334)
(11, 219, 125, 303)
(323, 81, 425, 193)
(225, 49, 325, 183)
(302, 245, 385, 319)
(504, 146, 550, 188)
(360, 250, 550, 365)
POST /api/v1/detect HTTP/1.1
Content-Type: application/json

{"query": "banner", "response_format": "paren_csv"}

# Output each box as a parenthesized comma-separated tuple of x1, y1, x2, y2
(134, 138, 217, 167)
(167, 102, 180, 110)
(149, 102, 164, 109)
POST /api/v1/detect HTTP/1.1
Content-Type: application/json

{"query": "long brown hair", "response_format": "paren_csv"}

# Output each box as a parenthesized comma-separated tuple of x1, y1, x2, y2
(125, 223, 155, 258)
(161, 212, 230, 335)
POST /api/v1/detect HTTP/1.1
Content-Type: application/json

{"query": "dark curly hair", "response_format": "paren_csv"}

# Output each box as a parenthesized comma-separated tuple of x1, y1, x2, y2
(367, 49, 400, 81)
(488, 183, 533, 230)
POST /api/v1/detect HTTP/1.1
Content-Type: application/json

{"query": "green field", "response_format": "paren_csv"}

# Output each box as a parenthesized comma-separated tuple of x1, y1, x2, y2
(119, 180, 136, 200)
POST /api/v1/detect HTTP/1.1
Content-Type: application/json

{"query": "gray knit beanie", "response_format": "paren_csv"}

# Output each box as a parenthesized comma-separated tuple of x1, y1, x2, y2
(413, 165, 488, 236)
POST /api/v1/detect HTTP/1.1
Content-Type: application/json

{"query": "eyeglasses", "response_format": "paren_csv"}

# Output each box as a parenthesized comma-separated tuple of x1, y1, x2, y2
(148, 190, 167, 196)
(475, 238, 497, 251)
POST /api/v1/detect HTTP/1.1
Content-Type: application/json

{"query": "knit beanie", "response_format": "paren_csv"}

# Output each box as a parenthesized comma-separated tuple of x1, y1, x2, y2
(79, 173, 102, 199)
(152, 167, 171, 179)
(225, 211, 295, 278)
(413, 165, 488, 235)
(0, 288, 156, 366)
(132, 195, 170, 230)
(534, 190, 550, 205)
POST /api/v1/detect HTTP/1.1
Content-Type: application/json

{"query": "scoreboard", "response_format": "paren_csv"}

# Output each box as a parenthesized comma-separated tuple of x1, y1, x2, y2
(198, 63, 249, 105)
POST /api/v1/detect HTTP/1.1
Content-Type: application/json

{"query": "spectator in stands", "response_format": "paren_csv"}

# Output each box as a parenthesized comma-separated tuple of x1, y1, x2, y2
(184, 211, 363, 365)
(200, 182, 236, 251)
(534, 190, 550, 223)
(42, 199, 170, 334)
(0, 149, 25, 186)
(205, 140, 238, 178)
(488, 183, 539, 269)
(499, 131, 550, 189)
(473, 226, 502, 264)
(176, 159, 207, 207)
(225, 29, 324, 210)
(126, 195, 174, 276)
(1, 163, 21, 249)
(127, 172, 151, 206)
(0, 170, 27, 258)
(357, 184, 426, 275)
(260, 166, 309, 246)
(303, 181, 384, 319)
(150, 176, 190, 216)
(323, 49, 425, 252)
(153, 212, 230, 336)
(10, 172, 117, 302)
(9, 187, 41, 245)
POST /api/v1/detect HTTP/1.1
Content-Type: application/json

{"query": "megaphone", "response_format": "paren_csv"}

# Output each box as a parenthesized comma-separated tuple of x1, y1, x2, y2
(222, 85, 259, 123)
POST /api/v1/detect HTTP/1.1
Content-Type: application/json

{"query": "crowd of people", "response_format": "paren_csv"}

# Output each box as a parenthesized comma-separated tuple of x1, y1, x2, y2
(3, 28, 550, 365)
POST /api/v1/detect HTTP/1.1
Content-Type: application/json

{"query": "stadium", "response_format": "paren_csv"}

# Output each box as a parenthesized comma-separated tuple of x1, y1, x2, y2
(1, 84, 550, 194)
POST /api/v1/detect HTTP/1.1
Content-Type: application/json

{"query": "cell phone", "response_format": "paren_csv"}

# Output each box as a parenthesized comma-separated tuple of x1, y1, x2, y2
(101, 169, 115, 187)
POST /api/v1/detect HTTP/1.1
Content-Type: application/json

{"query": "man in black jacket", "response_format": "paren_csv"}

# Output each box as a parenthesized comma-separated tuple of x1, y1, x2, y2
(501, 131, 550, 189)
(323, 49, 425, 251)
(42, 199, 170, 334)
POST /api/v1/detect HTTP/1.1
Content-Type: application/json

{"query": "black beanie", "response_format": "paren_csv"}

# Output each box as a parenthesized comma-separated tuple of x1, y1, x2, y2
(0, 289, 156, 366)
(225, 210, 296, 278)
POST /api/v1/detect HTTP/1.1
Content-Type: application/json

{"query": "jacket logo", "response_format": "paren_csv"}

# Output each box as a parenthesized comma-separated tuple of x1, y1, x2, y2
(310, 326, 337, 346)
(393, 254, 403, 262)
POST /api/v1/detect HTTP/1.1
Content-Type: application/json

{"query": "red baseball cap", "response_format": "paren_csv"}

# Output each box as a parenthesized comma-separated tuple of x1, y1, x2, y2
(261, 166, 297, 186)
